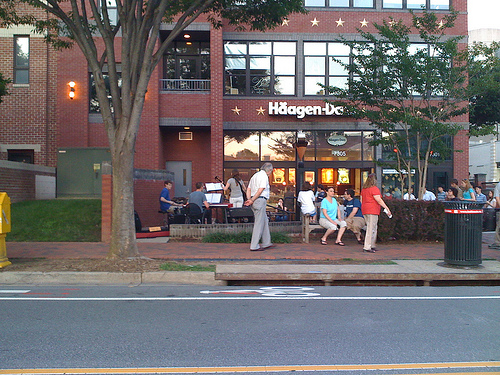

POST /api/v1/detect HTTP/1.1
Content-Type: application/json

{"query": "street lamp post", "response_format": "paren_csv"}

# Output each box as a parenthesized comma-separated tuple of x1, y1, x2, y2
(294, 131, 308, 219)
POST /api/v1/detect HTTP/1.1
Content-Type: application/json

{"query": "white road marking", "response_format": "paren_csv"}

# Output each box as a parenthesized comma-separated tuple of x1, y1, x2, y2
(0, 296, 499, 301)
(0, 290, 30, 294)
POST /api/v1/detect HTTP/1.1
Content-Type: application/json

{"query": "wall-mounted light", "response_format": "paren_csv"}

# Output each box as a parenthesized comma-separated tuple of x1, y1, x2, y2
(68, 81, 76, 99)
(183, 34, 191, 39)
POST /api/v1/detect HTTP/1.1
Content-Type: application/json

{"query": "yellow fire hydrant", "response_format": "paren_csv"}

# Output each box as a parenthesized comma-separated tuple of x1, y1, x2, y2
(0, 192, 12, 268)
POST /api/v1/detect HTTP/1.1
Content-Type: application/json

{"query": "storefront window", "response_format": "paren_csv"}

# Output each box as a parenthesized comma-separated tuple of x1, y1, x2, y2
(315, 131, 362, 161)
(224, 132, 259, 161)
(261, 132, 295, 161)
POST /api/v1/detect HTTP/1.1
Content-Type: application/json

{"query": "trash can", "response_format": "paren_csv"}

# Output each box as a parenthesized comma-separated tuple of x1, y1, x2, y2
(443, 201, 483, 266)
(483, 208, 497, 231)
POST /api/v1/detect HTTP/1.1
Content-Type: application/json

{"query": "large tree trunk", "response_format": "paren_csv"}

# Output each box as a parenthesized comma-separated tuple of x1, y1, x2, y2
(107, 141, 140, 259)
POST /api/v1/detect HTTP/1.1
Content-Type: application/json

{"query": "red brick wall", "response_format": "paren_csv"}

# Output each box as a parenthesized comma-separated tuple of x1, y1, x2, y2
(161, 128, 212, 189)
(134, 180, 166, 228)
(0, 164, 56, 203)
(0, 34, 58, 167)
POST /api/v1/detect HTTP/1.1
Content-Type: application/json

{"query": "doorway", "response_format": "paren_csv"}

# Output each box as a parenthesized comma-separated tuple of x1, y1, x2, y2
(165, 161, 192, 198)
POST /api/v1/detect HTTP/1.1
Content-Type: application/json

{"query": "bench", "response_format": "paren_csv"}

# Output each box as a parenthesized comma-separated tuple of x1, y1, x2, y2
(302, 213, 322, 243)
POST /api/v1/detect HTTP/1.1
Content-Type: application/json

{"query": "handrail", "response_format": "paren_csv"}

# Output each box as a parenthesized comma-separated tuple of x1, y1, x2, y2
(160, 79, 210, 91)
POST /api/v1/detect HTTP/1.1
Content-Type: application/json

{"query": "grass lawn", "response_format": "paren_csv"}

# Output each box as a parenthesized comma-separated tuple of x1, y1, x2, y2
(7, 199, 101, 242)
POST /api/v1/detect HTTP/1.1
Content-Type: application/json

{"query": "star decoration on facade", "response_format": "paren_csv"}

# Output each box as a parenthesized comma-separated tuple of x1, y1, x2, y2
(336, 18, 345, 27)
(282, 19, 289, 26)
(231, 106, 241, 115)
(360, 18, 369, 27)
(388, 19, 396, 27)
(311, 18, 320, 26)
(256, 106, 266, 115)
(438, 20, 445, 29)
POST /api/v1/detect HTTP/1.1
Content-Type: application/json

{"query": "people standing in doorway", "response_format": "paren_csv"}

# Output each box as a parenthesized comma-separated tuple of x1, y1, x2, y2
(244, 163, 275, 251)
(319, 187, 347, 246)
(159, 180, 183, 213)
(298, 181, 316, 223)
(361, 173, 392, 253)
(223, 169, 246, 208)
(460, 179, 476, 201)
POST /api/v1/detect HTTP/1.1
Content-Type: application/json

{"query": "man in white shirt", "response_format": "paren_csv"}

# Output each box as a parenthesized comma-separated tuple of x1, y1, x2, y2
(403, 187, 416, 200)
(245, 162, 274, 251)
(421, 187, 436, 201)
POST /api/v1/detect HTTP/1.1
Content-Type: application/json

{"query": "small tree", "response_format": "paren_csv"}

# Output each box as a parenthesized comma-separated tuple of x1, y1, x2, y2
(1, 0, 306, 258)
(466, 41, 500, 137)
(0, 72, 10, 103)
(326, 10, 467, 199)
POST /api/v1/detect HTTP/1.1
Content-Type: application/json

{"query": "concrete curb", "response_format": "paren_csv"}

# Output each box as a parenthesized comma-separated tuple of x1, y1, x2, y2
(0, 271, 223, 286)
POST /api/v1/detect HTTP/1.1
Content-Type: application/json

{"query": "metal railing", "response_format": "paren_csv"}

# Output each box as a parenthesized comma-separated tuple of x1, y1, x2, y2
(160, 79, 211, 91)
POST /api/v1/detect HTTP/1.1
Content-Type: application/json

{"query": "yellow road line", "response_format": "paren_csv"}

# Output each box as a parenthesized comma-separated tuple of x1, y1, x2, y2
(1, 361, 499, 374)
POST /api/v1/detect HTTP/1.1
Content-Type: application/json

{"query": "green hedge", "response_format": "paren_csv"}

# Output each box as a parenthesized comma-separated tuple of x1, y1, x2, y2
(377, 200, 445, 242)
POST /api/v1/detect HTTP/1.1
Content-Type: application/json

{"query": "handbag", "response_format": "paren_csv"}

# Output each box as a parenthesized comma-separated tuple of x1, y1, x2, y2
(236, 179, 247, 201)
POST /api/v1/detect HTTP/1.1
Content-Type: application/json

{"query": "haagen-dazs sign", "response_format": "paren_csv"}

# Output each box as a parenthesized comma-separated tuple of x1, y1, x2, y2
(327, 134, 348, 146)
(269, 102, 344, 119)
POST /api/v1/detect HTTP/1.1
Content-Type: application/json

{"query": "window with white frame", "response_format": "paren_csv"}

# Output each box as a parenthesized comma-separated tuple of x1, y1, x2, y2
(224, 41, 296, 96)
(306, 0, 374, 8)
(382, 0, 449, 9)
(14, 36, 29, 84)
(304, 42, 351, 96)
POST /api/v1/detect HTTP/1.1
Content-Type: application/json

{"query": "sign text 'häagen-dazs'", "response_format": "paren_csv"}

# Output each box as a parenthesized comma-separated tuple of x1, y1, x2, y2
(268, 102, 344, 119)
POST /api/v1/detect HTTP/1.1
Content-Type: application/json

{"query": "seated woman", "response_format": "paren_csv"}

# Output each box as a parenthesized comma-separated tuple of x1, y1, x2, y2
(319, 186, 347, 246)
(297, 181, 316, 223)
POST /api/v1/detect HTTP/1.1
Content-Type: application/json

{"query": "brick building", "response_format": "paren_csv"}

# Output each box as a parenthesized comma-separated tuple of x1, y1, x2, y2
(0, 0, 469, 225)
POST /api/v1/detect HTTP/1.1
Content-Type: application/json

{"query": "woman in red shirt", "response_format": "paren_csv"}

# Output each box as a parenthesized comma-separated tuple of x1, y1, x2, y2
(361, 173, 392, 253)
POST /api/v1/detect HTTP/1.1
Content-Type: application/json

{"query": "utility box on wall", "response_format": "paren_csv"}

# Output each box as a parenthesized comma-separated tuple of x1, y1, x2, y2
(57, 148, 111, 198)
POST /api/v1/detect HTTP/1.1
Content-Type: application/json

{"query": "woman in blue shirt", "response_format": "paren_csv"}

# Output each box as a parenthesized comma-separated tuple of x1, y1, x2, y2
(319, 187, 347, 246)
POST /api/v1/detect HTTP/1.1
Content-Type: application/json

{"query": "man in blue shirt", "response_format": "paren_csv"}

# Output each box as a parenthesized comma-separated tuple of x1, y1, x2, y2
(436, 186, 446, 202)
(159, 180, 182, 213)
(341, 189, 366, 244)
(475, 185, 487, 204)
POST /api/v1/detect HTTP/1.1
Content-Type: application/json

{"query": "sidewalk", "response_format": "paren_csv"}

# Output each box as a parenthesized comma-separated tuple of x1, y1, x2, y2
(1, 233, 499, 286)
(4, 232, 500, 261)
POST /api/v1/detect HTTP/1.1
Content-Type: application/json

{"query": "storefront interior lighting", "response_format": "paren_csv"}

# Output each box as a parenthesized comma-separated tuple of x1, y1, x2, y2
(68, 81, 76, 99)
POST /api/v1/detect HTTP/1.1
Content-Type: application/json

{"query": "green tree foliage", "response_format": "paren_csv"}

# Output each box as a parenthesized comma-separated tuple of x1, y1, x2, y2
(0, 0, 306, 258)
(466, 41, 500, 137)
(326, 10, 467, 199)
(0, 72, 10, 103)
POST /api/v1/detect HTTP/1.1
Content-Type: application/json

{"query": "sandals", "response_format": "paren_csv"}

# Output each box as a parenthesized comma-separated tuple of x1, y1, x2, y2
(320, 239, 328, 245)
(335, 242, 345, 246)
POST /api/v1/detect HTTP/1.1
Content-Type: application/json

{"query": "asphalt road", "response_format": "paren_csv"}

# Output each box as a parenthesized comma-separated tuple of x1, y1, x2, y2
(1, 286, 499, 374)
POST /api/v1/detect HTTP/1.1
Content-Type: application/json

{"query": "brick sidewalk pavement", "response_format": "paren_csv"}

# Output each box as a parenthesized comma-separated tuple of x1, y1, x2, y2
(5, 233, 500, 261)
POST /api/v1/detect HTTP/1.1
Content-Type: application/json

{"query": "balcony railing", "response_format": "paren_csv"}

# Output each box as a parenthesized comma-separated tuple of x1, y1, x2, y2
(160, 79, 211, 91)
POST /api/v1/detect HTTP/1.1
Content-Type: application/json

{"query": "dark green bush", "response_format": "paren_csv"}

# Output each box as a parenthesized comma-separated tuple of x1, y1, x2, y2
(377, 200, 445, 242)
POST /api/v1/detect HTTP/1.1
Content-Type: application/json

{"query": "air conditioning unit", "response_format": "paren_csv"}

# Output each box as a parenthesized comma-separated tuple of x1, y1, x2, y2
(179, 132, 193, 141)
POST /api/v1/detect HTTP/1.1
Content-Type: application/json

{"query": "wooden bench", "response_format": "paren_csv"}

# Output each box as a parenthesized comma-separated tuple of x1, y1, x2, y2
(302, 213, 322, 243)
